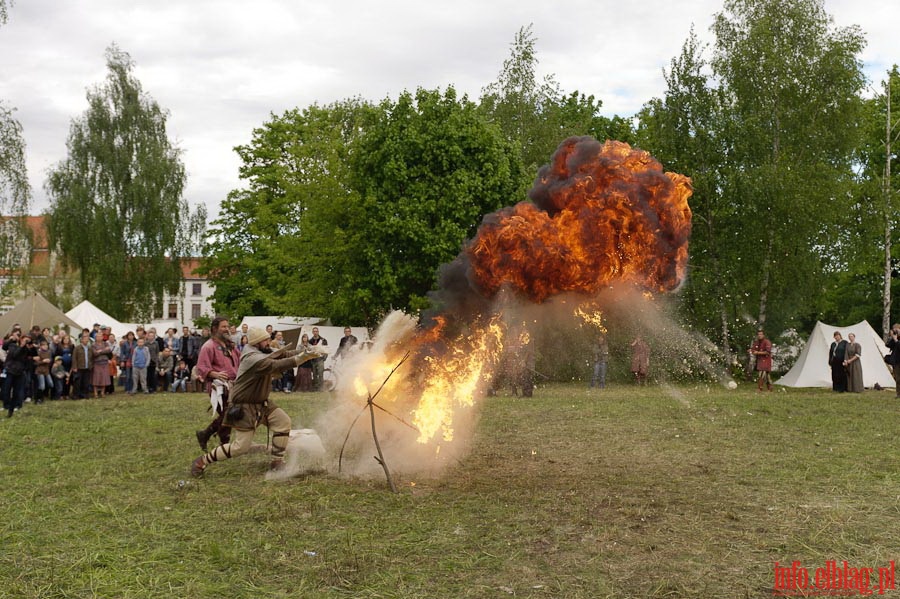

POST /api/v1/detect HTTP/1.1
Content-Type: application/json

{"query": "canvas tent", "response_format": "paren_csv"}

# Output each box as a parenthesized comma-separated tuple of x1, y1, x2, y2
(238, 316, 329, 332)
(776, 320, 894, 388)
(0, 292, 82, 335)
(66, 300, 130, 338)
(236, 317, 368, 371)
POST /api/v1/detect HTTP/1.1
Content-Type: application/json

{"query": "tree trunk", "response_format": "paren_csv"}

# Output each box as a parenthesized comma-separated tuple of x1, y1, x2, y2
(757, 233, 775, 329)
(884, 78, 893, 339)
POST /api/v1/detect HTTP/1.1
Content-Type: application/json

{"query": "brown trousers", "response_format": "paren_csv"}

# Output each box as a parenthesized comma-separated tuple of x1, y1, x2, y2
(203, 406, 291, 464)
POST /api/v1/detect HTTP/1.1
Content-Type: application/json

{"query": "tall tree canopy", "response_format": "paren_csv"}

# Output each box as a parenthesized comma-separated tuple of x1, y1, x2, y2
(711, 0, 866, 330)
(46, 45, 206, 321)
(346, 87, 521, 321)
(638, 0, 866, 350)
(204, 89, 521, 325)
(817, 66, 900, 335)
(479, 24, 635, 195)
(201, 99, 371, 319)
(0, 0, 32, 300)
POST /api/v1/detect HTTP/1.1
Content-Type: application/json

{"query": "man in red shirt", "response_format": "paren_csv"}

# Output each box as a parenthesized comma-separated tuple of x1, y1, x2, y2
(195, 317, 242, 451)
(749, 329, 773, 392)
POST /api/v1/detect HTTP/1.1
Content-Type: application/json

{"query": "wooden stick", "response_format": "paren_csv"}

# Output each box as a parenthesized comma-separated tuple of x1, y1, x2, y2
(369, 393, 397, 493)
(336, 351, 411, 483)
(337, 404, 369, 474)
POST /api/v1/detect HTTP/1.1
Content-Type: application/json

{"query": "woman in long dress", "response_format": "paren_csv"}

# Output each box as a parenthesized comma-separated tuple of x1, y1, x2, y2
(92, 336, 113, 398)
(844, 332, 864, 393)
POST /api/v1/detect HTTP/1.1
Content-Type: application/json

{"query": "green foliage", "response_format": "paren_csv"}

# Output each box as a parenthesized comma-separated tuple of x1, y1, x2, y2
(346, 87, 521, 321)
(824, 66, 900, 335)
(204, 91, 521, 325)
(710, 0, 866, 329)
(201, 99, 372, 319)
(45, 45, 206, 322)
(479, 25, 634, 194)
(0, 102, 30, 293)
(192, 313, 211, 330)
(638, 0, 867, 348)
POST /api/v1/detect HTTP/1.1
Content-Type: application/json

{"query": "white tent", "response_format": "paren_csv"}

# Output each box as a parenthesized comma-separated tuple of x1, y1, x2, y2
(776, 320, 894, 388)
(65, 300, 131, 338)
(238, 316, 328, 332)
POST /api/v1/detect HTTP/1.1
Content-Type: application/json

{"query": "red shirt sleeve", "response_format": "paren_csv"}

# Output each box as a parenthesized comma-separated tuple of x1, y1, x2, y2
(196, 341, 215, 381)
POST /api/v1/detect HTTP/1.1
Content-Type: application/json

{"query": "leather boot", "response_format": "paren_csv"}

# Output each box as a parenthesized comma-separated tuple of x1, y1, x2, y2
(196, 429, 211, 452)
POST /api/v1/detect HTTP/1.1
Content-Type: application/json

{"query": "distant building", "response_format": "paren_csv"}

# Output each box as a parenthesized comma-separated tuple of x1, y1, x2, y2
(0, 215, 214, 324)
(0, 215, 60, 311)
(159, 257, 215, 325)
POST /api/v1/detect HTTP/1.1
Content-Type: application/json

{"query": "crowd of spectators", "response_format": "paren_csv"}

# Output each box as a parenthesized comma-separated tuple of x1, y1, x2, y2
(1, 321, 361, 417)
(1, 322, 209, 417)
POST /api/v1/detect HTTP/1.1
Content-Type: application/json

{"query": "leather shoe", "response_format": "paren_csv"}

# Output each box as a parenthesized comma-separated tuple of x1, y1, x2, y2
(196, 429, 210, 452)
(190, 456, 207, 477)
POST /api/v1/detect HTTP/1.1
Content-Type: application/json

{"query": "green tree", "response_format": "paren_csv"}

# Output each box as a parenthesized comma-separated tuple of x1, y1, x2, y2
(203, 90, 521, 325)
(0, 0, 32, 304)
(344, 87, 522, 323)
(711, 0, 866, 330)
(200, 99, 371, 318)
(819, 67, 900, 334)
(636, 30, 742, 358)
(46, 45, 206, 321)
(479, 25, 634, 193)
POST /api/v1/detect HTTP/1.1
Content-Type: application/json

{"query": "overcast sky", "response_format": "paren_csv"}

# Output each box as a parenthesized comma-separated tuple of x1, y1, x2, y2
(0, 0, 895, 221)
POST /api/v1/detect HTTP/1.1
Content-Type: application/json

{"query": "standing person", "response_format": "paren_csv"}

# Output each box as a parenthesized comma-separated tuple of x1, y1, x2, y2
(179, 326, 192, 369)
(270, 331, 285, 392)
(55, 335, 74, 399)
(91, 334, 113, 398)
(190, 329, 204, 368)
(165, 328, 181, 355)
(630, 335, 650, 385)
(190, 328, 321, 476)
(335, 327, 358, 360)
(308, 327, 328, 391)
(886, 324, 900, 398)
(295, 333, 313, 392)
(51, 356, 68, 400)
(119, 332, 136, 393)
(130, 338, 151, 394)
(34, 340, 54, 403)
(843, 332, 863, 393)
(2, 332, 30, 416)
(22, 336, 38, 404)
(194, 317, 242, 452)
(144, 331, 160, 393)
(106, 333, 118, 395)
(71, 333, 94, 400)
(749, 329, 773, 392)
(829, 332, 848, 392)
(590, 333, 609, 389)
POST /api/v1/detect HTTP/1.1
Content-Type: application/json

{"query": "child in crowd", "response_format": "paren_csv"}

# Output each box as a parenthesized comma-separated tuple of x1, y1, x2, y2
(51, 356, 68, 400)
(171, 359, 190, 393)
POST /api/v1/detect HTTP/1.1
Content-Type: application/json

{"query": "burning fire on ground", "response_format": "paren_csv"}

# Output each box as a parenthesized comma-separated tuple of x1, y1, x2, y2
(314, 137, 692, 478)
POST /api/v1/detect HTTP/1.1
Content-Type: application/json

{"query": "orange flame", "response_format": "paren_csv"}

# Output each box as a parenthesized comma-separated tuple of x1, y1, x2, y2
(467, 138, 692, 302)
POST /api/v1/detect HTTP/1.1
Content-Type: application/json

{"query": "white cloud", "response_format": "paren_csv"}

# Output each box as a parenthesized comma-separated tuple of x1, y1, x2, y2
(0, 0, 895, 220)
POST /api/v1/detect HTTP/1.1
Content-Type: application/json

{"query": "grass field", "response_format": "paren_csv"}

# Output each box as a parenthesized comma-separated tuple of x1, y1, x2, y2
(1, 383, 898, 598)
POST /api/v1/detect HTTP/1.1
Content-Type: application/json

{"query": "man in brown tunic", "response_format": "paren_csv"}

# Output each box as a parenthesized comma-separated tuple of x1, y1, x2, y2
(190, 328, 322, 476)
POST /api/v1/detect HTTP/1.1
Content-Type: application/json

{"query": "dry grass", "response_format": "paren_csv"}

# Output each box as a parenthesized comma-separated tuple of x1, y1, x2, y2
(1, 382, 898, 598)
